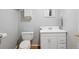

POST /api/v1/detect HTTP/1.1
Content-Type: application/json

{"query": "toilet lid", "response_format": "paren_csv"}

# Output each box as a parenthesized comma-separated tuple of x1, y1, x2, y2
(19, 40, 30, 49)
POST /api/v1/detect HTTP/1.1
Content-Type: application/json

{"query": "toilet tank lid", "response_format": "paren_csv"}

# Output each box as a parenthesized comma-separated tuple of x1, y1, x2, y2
(22, 32, 33, 34)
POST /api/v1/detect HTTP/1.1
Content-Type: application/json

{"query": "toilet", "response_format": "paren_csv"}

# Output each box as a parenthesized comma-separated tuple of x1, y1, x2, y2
(19, 32, 33, 49)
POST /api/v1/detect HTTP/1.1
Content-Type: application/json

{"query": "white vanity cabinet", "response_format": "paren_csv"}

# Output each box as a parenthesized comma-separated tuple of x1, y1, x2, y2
(40, 32, 67, 49)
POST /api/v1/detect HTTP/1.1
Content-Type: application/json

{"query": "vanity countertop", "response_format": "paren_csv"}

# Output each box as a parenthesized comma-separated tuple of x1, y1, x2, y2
(40, 26, 67, 33)
(40, 29, 67, 33)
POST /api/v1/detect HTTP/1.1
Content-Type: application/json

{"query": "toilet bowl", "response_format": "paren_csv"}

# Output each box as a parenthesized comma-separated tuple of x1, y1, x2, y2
(19, 32, 33, 49)
(19, 40, 30, 49)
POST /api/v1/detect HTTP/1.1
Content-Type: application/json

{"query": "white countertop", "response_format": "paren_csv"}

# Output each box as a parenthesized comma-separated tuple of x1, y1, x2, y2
(40, 29, 67, 33)
(40, 26, 67, 33)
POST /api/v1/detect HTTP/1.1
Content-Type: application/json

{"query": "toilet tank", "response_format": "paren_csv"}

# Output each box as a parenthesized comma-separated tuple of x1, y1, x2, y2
(22, 32, 33, 40)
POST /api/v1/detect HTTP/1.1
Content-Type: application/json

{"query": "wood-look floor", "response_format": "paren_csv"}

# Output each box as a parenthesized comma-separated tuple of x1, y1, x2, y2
(31, 44, 40, 49)
(16, 40, 40, 49)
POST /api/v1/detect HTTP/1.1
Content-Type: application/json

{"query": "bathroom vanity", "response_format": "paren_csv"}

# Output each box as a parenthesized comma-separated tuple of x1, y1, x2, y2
(40, 26, 67, 49)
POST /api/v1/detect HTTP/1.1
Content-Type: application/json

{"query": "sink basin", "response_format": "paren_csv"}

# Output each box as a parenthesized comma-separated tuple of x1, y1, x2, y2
(40, 26, 59, 30)
(40, 26, 66, 32)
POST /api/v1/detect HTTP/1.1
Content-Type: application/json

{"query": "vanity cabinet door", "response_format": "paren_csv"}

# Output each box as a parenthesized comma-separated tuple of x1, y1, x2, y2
(47, 37, 57, 49)
(40, 37, 48, 49)
(40, 37, 57, 49)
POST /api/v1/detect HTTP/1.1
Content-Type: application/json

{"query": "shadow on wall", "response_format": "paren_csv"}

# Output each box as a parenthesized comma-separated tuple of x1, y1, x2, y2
(16, 35, 22, 49)
(0, 40, 1, 44)
(24, 16, 32, 22)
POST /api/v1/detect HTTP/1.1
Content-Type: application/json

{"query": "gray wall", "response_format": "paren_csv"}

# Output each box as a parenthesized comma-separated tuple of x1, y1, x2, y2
(20, 9, 59, 44)
(62, 9, 78, 49)
(0, 9, 19, 49)
(78, 10, 79, 32)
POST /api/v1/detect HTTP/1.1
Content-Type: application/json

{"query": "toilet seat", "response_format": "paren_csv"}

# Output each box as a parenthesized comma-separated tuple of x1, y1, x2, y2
(19, 40, 30, 49)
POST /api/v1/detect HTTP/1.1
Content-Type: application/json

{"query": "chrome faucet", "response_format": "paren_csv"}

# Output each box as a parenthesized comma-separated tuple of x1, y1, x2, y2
(60, 17, 63, 29)
(61, 17, 63, 27)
